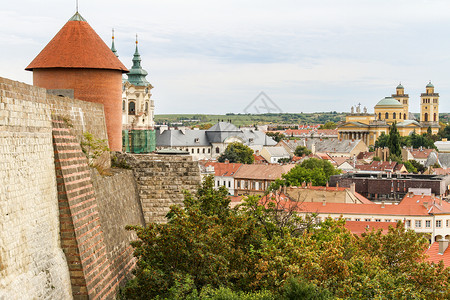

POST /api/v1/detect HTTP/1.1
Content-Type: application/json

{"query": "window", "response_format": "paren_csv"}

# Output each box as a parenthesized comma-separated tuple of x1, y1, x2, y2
(145, 102, 149, 112)
(128, 101, 136, 115)
(197, 149, 200, 153)
(447, 220, 449, 227)
(434, 113, 437, 122)
(378, 112, 381, 120)
(404, 113, 406, 119)
(191, 149, 194, 154)
(375, 219, 381, 222)
(385, 219, 391, 222)
(415, 220, 421, 228)
(237, 181, 240, 188)
(228, 181, 231, 188)
(194, 138, 199, 143)
(392, 112, 396, 119)
(436, 220, 442, 228)
(426, 220, 431, 228)
(405, 220, 411, 228)
(346, 218, 351, 221)
(385, 112, 389, 119)
(203, 148, 205, 153)
(122, 100, 126, 111)
(365, 218, 371, 222)
(424, 113, 428, 122)
(355, 218, 361, 221)
(208, 148, 211, 153)
(216, 147, 220, 154)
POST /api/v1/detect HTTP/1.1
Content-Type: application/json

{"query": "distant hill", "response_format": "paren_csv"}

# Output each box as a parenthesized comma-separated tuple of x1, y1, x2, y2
(155, 112, 450, 127)
(155, 112, 346, 127)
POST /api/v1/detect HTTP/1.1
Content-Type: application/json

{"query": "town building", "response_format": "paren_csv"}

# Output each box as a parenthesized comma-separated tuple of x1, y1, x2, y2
(260, 146, 291, 163)
(156, 122, 277, 160)
(200, 161, 242, 195)
(401, 147, 436, 166)
(338, 83, 440, 146)
(26, 12, 128, 151)
(263, 191, 450, 242)
(277, 138, 368, 158)
(330, 173, 450, 201)
(233, 164, 295, 196)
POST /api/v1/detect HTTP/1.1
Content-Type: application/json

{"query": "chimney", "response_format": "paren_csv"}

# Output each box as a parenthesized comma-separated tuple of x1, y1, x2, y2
(302, 181, 306, 188)
(381, 201, 385, 208)
(421, 193, 424, 198)
(350, 183, 356, 195)
(225, 159, 229, 164)
(322, 199, 326, 206)
(438, 238, 449, 255)
(423, 202, 429, 209)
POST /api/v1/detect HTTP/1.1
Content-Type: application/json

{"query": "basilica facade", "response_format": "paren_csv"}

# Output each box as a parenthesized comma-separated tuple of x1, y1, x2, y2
(338, 83, 440, 146)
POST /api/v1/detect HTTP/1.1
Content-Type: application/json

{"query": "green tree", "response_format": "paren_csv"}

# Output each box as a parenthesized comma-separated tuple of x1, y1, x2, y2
(266, 132, 285, 143)
(408, 159, 425, 173)
(387, 122, 401, 157)
(294, 146, 312, 157)
(218, 142, 254, 164)
(318, 121, 337, 130)
(374, 132, 389, 148)
(402, 160, 418, 173)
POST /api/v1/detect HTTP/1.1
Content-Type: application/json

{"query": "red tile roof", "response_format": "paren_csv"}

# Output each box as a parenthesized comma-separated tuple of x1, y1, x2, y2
(253, 154, 267, 164)
(410, 149, 435, 159)
(355, 161, 403, 172)
(425, 242, 450, 268)
(233, 164, 295, 180)
(316, 129, 338, 135)
(26, 17, 128, 72)
(204, 162, 242, 177)
(344, 221, 397, 236)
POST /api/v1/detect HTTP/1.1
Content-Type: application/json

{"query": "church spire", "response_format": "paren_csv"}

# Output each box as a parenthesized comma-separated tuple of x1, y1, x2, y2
(126, 34, 150, 86)
(111, 29, 118, 57)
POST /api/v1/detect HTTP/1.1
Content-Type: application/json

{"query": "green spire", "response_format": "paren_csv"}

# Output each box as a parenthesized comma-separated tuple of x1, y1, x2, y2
(111, 29, 118, 57)
(126, 34, 150, 86)
(69, 12, 87, 22)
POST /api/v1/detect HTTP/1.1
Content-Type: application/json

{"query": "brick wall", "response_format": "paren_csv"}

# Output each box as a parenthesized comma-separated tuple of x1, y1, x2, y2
(117, 153, 202, 224)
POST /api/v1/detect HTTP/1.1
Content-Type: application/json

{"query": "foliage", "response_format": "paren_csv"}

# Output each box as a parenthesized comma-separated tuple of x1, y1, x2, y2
(375, 130, 437, 152)
(294, 146, 312, 157)
(266, 132, 285, 142)
(372, 156, 381, 161)
(402, 160, 418, 173)
(272, 158, 340, 188)
(318, 121, 337, 130)
(387, 122, 401, 157)
(409, 132, 437, 150)
(408, 159, 425, 173)
(80, 132, 110, 168)
(374, 132, 389, 148)
(120, 177, 450, 300)
(218, 142, 254, 164)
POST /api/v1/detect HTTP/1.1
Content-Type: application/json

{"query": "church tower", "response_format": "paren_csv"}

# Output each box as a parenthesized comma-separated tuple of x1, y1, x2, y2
(420, 81, 439, 123)
(26, 12, 128, 151)
(121, 36, 155, 131)
(392, 83, 409, 120)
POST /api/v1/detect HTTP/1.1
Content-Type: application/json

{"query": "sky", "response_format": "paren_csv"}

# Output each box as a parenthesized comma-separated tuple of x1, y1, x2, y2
(1, 0, 450, 115)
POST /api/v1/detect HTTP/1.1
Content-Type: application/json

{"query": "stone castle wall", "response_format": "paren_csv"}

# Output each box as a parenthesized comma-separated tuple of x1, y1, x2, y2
(0, 78, 73, 299)
(0, 76, 202, 298)
(117, 153, 202, 224)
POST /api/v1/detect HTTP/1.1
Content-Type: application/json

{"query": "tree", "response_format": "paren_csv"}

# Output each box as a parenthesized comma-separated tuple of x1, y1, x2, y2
(218, 142, 254, 164)
(374, 132, 389, 148)
(266, 132, 285, 143)
(318, 121, 337, 130)
(402, 160, 417, 173)
(408, 159, 425, 173)
(387, 122, 401, 157)
(294, 146, 311, 157)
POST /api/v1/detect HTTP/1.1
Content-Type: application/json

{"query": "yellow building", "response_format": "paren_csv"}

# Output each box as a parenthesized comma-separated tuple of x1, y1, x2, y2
(338, 83, 440, 146)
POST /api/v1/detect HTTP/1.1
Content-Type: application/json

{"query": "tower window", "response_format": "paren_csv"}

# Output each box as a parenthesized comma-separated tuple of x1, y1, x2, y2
(122, 100, 126, 111)
(385, 112, 389, 119)
(434, 113, 437, 122)
(378, 113, 381, 120)
(393, 112, 396, 119)
(424, 113, 428, 122)
(128, 101, 136, 115)
(145, 102, 149, 112)
(404, 113, 406, 119)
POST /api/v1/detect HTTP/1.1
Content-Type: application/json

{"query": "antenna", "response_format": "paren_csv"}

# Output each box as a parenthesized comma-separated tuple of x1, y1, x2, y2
(76, 0, 79, 12)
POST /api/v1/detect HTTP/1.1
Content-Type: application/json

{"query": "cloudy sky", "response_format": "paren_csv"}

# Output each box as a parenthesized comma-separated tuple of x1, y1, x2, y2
(1, 0, 449, 114)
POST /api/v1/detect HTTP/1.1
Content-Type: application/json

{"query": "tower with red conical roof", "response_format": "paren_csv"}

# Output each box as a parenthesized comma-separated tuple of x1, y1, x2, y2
(26, 12, 128, 151)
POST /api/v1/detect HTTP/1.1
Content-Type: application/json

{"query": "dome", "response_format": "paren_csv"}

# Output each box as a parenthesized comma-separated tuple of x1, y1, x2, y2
(396, 83, 404, 89)
(375, 97, 402, 107)
(426, 81, 434, 88)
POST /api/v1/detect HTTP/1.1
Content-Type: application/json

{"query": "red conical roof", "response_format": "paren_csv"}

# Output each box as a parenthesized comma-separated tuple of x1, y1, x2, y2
(26, 13, 128, 72)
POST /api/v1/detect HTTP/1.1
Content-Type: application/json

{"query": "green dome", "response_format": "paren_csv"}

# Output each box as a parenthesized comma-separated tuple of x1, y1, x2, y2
(426, 81, 434, 88)
(375, 97, 402, 107)
(396, 83, 404, 89)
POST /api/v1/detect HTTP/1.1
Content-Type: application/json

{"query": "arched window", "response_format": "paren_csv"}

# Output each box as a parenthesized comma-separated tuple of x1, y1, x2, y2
(128, 101, 136, 115)
(404, 113, 406, 119)
(434, 113, 437, 122)
(145, 102, 149, 112)
(393, 112, 396, 119)
(399, 113, 402, 119)
(122, 100, 126, 111)
(385, 112, 389, 119)
(378, 113, 381, 120)
(424, 113, 428, 122)
(216, 147, 220, 154)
